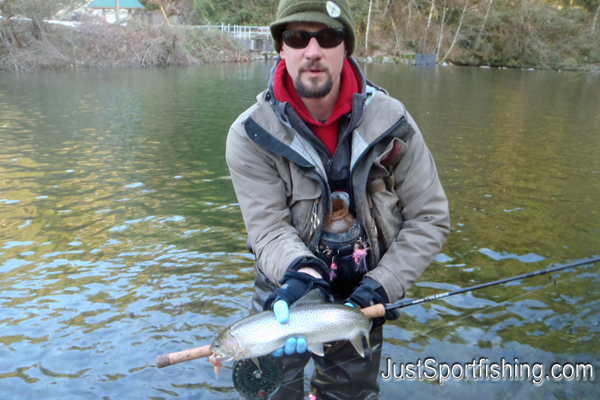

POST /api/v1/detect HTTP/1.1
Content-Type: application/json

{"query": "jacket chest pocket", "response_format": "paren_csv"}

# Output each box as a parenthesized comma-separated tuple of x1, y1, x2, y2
(287, 164, 322, 243)
(367, 138, 407, 251)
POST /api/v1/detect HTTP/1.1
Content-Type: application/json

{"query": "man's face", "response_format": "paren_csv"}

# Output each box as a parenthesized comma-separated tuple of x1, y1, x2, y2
(280, 22, 346, 99)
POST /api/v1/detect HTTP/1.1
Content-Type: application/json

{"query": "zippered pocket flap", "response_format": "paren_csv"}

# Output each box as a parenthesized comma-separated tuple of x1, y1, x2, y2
(370, 138, 408, 178)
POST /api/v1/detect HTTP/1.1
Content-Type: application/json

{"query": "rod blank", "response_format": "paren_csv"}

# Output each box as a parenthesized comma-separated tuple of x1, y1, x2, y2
(386, 256, 600, 311)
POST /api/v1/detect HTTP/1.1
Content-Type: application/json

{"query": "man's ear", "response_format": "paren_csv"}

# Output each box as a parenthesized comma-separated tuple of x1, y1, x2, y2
(280, 48, 285, 60)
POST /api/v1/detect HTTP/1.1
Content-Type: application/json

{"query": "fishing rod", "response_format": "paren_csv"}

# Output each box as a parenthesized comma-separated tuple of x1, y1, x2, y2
(156, 256, 599, 399)
(376, 255, 600, 313)
(156, 256, 600, 369)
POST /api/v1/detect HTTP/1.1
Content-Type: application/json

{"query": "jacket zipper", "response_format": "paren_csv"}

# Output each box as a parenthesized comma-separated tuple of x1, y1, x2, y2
(312, 116, 407, 250)
(348, 116, 407, 263)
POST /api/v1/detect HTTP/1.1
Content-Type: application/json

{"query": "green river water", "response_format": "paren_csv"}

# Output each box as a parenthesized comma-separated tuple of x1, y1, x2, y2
(0, 62, 599, 399)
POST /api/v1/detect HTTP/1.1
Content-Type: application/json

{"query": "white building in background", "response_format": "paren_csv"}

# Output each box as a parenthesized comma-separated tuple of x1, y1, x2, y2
(85, 0, 147, 24)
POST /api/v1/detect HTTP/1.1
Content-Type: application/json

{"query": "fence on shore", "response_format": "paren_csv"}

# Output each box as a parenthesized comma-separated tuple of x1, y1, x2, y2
(195, 24, 274, 52)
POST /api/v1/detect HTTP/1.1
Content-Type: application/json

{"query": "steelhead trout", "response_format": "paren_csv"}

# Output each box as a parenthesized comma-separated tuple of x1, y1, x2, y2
(209, 290, 371, 365)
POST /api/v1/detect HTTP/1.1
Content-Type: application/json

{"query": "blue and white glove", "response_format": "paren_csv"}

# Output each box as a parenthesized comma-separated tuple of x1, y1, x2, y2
(264, 265, 331, 356)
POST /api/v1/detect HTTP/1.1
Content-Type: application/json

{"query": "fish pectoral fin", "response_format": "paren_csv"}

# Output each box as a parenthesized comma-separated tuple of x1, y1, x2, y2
(251, 357, 262, 373)
(307, 343, 325, 356)
(349, 334, 365, 358)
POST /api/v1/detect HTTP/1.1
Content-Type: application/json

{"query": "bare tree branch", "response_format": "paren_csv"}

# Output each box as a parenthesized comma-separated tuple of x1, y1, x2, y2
(475, 0, 494, 47)
(435, 0, 447, 58)
(366, 0, 373, 51)
(443, 0, 469, 62)
(422, 0, 436, 53)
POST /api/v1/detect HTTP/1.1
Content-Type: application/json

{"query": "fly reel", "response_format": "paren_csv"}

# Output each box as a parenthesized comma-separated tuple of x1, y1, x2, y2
(233, 355, 284, 400)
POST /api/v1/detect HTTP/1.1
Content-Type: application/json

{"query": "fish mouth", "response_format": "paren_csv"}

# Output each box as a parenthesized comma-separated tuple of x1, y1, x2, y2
(210, 347, 235, 362)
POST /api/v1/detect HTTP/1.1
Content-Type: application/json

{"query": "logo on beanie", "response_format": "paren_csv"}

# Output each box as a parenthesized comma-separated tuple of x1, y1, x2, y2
(326, 1, 341, 18)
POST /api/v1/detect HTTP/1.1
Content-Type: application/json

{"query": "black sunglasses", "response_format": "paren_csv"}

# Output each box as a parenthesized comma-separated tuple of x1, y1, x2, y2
(282, 29, 345, 49)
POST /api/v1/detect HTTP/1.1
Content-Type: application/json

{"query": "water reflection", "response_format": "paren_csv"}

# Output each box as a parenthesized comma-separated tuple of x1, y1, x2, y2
(0, 63, 599, 399)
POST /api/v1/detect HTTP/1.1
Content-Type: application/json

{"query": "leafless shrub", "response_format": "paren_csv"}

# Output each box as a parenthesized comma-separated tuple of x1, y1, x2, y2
(0, 20, 250, 72)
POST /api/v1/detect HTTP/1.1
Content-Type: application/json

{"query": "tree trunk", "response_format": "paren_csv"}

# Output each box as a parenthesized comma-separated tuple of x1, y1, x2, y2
(1, 16, 24, 49)
(436, 0, 447, 58)
(422, 0, 435, 53)
(592, 5, 600, 32)
(475, 0, 493, 47)
(383, 0, 391, 17)
(29, 11, 47, 43)
(404, 0, 414, 37)
(443, 0, 469, 62)
(390, 15, 401, 56)
(365, 0, 373, 51)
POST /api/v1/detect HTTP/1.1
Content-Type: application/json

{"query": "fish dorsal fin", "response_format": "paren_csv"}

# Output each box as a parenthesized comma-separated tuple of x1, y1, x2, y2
(290, 289, 325, 310)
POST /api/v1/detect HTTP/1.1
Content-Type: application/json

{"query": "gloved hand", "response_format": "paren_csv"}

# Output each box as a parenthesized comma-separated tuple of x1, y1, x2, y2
(272, 337, 308, 357)
(263, 267, 331, 316)
(264, 262, 331, 356)
(346, 277, 401, 328)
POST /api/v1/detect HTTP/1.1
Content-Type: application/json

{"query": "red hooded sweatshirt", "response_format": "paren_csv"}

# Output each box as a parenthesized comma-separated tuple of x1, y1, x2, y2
(273, 59, 362, 156)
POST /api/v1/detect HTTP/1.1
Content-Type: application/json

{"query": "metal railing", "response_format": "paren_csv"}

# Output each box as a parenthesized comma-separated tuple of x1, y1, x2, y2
(195, 23, 271, 40)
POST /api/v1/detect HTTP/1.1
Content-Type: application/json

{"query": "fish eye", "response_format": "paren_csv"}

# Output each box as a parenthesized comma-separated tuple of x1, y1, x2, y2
(214, 341, 220, 348)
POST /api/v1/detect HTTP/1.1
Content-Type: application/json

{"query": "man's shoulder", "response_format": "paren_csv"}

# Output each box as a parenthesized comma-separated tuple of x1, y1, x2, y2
(366, 83, 407, 116)
(229, 89, 295, 147)
(359, 84, 409, 137)
(231, 89, 269, 127)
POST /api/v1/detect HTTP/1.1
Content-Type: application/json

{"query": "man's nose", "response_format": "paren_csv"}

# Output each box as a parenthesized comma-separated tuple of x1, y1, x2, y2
(304, 37, 323, 58)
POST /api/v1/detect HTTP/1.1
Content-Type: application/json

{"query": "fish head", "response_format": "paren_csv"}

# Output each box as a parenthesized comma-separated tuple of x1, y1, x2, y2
(210, 330, 240, 362)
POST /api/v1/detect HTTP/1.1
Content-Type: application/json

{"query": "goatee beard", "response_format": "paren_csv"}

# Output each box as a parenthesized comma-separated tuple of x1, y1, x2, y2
(295, 78, 333, 99)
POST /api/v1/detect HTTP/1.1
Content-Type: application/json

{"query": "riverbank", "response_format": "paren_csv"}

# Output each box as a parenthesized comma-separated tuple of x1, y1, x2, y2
(0, 20, 254, 73)
(1, 17, 599, 73)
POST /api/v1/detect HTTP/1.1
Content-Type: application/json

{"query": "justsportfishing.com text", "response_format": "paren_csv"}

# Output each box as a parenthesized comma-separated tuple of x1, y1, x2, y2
(380, 358, 595, 385)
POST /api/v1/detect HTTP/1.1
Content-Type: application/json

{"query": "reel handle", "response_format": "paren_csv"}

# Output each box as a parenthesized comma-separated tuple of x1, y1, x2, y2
(155, 304, 384, 368)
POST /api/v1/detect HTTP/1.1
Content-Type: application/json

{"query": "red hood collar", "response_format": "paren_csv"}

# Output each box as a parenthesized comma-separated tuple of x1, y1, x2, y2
(273, 58, 362, 126)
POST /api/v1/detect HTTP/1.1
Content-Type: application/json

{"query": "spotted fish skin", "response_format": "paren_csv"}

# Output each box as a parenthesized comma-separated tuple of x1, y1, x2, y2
(210, 290, 371, 362)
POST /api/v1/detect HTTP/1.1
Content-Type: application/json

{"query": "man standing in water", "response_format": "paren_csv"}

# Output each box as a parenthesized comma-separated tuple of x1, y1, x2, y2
(226, 0, 450, 398)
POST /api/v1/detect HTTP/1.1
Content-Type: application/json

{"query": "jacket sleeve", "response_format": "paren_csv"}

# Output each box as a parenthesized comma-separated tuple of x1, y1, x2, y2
(226, 115, 316, 286)
(366, 111, 450, 303)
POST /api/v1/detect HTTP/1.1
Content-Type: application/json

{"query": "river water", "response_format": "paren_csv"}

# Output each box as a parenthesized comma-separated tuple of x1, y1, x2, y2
(0, 62, 599, 400)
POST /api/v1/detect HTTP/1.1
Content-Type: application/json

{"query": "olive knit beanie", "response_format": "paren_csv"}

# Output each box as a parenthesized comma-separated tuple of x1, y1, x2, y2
(270, 0, 356, 56)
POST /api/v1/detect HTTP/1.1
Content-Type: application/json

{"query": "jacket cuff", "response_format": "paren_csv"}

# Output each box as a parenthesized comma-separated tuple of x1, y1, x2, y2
(360, 277, 390, 304)
(287, 256, 330, 283)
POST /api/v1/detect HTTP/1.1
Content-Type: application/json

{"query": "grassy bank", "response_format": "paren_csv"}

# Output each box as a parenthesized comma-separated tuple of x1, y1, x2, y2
(0, 20, 253, 73)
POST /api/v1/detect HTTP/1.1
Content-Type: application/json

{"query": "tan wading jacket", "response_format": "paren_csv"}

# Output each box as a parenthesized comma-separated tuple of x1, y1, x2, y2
(226, 58, 450, 303)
